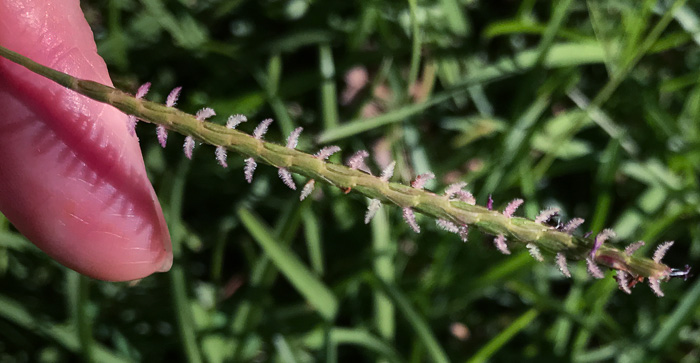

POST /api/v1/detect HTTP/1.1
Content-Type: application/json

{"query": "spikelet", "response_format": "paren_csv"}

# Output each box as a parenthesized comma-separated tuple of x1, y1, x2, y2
(364, 199, 381, 224)
(402, 208, 420, 233)
(215, 146, 228, 167)
(562, 218, 585, 233)
(556, 253, 571, 278)
(445, 182, 467, 197)
(487, 195, 493, 210)
(227, 114, 247, 129)
(458, 225, 469, 242)
(653, 241, 674, 263)
(526, 243, 544, 262)
(591, 229, 616, 259)
(625, 241, 645, 256)
(314, 146, 341, 160)
(346, 150, 369, 170)
(156, 125, 168, 148)
(493, 235, 510, 255)
(300, 179, 315, 201)
(253, 118, 273, 139)
(136, 82, 151, 99)
(380, 161, 396, 182)
(166, 86, 182, 107)
(278, 168, 296, 190)
(616, 271, 632, 294)
(286, 127, 303, 149)
(195, 107, 216, 121)
(535, 207, 560, 224)
(436, 219, 459, 234)
(244, 158, 257, 183)
(648, 278, 664, 297)
(586, 258, 605, 279)
(503, 199, 524, 218)
(411, 172, 435, 190)
(183, 136, 195, 159)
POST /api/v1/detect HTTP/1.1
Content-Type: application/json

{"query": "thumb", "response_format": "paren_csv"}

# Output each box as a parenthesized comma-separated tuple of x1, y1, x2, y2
(0, 1, 172, 281)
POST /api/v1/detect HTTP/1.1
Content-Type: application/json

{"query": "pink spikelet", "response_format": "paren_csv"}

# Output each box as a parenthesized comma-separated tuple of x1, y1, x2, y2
(364, 199, 381, 224)
(379, 161, 396, 182)
(653, 241, 674, 263)
(226, 114, 247, 129)
(590, 229, 616, 259)
(183, 136, 195, 159)
(535, 207, 560, 224)
(215, 146, 228, 168)
(586, 258, 605, 279)
(136, 82, 151, 99)
(411, 172, 435, 190)
(436, 219, 459, 233)
(166, 86, 182, 107)
(445, 182, 467, 197)
(562, 218, 585, 233)
(196, 107, 216, 121)
(625, 241, 645, 256)
(346, 150, 369, 170)
(253, 118, 274, 139)
(300, 179, 315, 201)
(244, 158, 257, 183)
(278, 168, 296, 190)
(458, 225, 469, 242)
(526, 243, 544, 262)
(127, 115, 138, 136)
(402, 208, 420, 233)
(493, 235, 510, 255)
(314, 146, 341, 160)
(648, 278, 664, 297)
(455, 191, 476, 205)
(156, 125, 168, 148)
(556, 253, 571, 278)
(487, 195, 493, 210)
(616, 271, 632, 294)
(286, 127, 303, 149)
(503, 198, 524, 218)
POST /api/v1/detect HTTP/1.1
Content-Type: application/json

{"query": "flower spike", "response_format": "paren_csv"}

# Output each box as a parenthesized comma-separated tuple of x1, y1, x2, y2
(244, 158, 257, 183)
(436, 219, 459, 234)
(286, 127, 303, 149)
(300, 179, 315, 201)
(653, 241, 674, 263)
(503, 198, 524, 218)
(561, 218, 585, 233)
(278, 168, 296, 190)
(314, 146, 341, 160)
(227, 114, 247, 129)
(411, 172, 435, 190)
(493, 235, 510, 255)
(402, 208, 420, 233)
(195, 107, 216, 121)
(253, 118, 274, 139)
(616, 271, 632, 294)
(590, 229, 616, 259)
(215, 146, 228, 167)
(526, 243, 544, 262)
(535, 207, 560, 224)
(379, 161, 396, 182)
(183, 136, 195, 159)
(625, 241, 645, 256)
(346, 150, 369, 170)
(445, 182, 467, 197)
(648, 278, 664, 297)
(136, 82, 151, 99)
(156, 125, 168, 148)
(166, 86, 182, 107)
(556, 253, 571, 278)
(364, 199, 381, 224)
(586, 258, 605, 279)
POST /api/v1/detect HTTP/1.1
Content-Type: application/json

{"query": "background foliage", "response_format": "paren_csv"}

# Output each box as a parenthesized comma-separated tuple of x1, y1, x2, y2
(2, 0, 700, 361)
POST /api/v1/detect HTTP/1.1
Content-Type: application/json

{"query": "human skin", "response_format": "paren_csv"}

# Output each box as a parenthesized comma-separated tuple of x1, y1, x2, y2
(0, 0, 172, 281)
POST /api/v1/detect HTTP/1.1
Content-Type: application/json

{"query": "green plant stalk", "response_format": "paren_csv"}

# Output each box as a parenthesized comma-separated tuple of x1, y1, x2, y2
(0, 45, 677, 286)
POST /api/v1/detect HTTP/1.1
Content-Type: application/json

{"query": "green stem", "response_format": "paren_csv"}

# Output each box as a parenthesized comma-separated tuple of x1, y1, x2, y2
(0, 45, 675, 283)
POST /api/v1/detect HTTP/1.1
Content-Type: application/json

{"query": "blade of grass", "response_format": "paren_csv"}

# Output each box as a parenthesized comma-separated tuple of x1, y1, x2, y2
(466, 309, 539, 363)
(238, 208, 338, 321)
